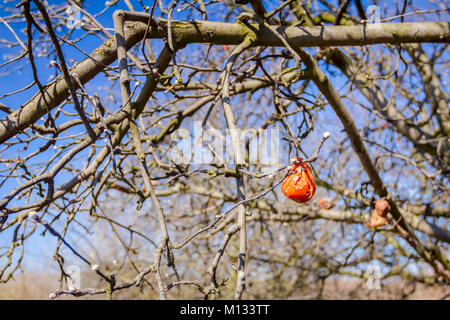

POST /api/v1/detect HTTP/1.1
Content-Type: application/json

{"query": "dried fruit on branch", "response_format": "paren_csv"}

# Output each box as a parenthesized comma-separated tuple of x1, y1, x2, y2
(282, 157, 316, 203)
(365, 199, 391, 228)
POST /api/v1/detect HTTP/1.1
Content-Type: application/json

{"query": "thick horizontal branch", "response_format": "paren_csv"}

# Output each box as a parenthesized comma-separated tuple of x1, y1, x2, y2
(156, 20, 449, 47)
(121, 12, 449, 47)
(0, 17, 448, 144)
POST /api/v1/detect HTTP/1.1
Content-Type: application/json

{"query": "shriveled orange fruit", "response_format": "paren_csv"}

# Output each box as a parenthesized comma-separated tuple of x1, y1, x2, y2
(282, 157, 316, 203)
(365, 199, 390, 228)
